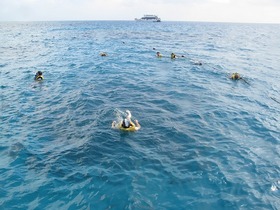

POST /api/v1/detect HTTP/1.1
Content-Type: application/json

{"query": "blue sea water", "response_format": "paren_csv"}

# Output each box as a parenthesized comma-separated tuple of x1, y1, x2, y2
(0, 21, 280, 209)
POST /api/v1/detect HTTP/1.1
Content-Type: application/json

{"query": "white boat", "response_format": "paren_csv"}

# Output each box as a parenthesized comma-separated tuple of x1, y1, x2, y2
(135, 15, 161, 22)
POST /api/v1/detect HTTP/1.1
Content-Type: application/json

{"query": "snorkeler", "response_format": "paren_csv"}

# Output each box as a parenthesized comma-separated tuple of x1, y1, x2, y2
(171, 53, 185, 59)
(171, 53, 177, 59)
(191, 60, 203, 65)
(156, 52, 163, 58)
(100, 52, 107, 56)
(34, 71, 44, 81)
(112, 110, 141, 131)
(230, 72, 241, 80)
(229, 72, 250, 84)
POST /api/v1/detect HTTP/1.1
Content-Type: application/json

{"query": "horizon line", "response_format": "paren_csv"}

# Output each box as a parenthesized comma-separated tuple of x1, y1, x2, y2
(0, 19, 279, 25)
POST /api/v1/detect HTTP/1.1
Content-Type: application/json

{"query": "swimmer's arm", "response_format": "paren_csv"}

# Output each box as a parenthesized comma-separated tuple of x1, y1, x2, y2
(134, 120, 141, 130)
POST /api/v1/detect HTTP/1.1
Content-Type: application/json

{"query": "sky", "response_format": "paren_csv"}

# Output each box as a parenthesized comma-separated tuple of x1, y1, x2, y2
(0, 0, 280, 23)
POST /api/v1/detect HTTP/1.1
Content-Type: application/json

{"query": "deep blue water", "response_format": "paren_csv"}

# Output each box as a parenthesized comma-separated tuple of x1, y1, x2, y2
(0, 21, 280, 209)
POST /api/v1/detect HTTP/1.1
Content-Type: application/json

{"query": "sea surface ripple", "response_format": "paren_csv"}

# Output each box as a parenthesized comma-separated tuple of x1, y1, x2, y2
(0, 21, 280, 210)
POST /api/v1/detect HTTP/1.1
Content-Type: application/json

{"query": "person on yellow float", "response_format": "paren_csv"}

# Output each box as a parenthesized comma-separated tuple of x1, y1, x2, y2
(112, 110, 141, 131)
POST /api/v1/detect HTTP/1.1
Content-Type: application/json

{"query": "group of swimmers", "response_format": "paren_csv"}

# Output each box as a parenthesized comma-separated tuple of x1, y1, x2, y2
(33, 70, 141, 131)
(33, 50, 246, 132)
(155, 51, 243, 81)
(156, 52, 203, 66)
(100, 50, 243, 81)
(100, 50, 240, 81)
(156, 52, 184, 59)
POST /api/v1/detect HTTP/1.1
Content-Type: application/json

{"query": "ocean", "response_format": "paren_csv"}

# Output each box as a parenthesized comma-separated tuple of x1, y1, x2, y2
(0, 21, 279, 209)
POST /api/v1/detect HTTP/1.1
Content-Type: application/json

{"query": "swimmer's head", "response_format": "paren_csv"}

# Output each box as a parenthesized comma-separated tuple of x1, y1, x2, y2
(35, 71, 44, 80)
(156, 52, 162, 57)
(230, 72, 240, 80)
(194, 61, 202, 65)
(232, 73, 240, 80)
